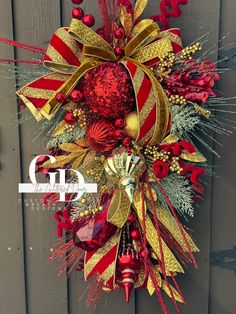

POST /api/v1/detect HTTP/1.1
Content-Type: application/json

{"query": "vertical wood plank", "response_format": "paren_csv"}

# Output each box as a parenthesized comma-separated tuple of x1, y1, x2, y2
(209, 1, 236, 313)
(0, 1, 26, 313)
(12, 0, 68, 313)
(136, 1, 220, 313)
(60, 3, 135, 314)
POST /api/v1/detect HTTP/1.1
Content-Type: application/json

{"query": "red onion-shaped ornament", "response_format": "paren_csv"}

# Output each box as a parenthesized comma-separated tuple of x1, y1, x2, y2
(86, 119, 118, 152)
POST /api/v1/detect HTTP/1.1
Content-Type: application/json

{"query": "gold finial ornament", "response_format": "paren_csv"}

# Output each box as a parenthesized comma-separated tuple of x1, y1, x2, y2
(104, 147, 146, 203)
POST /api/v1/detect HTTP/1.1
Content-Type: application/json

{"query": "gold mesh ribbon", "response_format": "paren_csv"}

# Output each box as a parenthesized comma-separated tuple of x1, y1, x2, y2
(133, 187, 184, 274)
(107, 189, 131, 228)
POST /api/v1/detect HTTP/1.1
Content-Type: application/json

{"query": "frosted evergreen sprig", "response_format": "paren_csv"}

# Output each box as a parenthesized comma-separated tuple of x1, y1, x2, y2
(153, 174, 194, 217)
(170, 104, 201, 137)
(46, 127, 86, 149)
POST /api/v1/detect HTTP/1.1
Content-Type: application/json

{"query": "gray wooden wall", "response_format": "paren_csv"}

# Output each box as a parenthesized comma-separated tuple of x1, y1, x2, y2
(0, 1, 236, 314)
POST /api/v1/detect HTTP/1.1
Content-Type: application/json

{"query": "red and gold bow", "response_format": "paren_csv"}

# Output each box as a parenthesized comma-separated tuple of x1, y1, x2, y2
(17, 18, 183, 146)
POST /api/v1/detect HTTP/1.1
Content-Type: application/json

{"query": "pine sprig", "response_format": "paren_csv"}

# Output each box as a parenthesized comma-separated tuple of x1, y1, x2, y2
(154, 174, 194, 217)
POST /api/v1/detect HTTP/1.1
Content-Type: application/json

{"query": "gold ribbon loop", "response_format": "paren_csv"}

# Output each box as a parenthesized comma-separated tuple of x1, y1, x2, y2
(83, 45, 117, 62)
(43, 62, 79, 75)
(133, 37, 173, 64)
(69, 18, 113, 50)
(125, 23, 160, 57)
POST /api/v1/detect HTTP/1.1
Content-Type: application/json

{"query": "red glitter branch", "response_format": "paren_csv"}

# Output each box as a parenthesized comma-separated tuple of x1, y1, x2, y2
(0, 37, 46, 54)
(0, 58, 42, 65)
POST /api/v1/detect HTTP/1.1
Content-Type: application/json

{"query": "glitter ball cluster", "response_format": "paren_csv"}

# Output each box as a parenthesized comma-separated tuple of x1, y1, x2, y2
(83, 62, 135, 118)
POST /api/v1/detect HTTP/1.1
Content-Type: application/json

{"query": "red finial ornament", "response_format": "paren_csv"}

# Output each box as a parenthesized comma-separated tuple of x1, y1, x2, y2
(128, 212, 136, 224)
(118, 246, 140, 303)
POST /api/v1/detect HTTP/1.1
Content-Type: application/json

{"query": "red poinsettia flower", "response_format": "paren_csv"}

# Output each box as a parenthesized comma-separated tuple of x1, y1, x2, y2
(160, 140, 195, 156)
(180, 164, 205, 185)
(165, 59, 220, 104)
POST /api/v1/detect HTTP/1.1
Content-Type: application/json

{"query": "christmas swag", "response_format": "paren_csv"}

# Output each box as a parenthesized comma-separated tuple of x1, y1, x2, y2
(1, 0, 232, 313)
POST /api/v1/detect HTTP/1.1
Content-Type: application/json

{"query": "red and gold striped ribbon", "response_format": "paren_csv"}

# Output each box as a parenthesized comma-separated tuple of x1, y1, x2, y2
(84, 230, 121, 289)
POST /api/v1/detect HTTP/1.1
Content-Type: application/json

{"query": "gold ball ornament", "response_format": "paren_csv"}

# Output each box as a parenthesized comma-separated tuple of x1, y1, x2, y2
(124, 111, 139, 139)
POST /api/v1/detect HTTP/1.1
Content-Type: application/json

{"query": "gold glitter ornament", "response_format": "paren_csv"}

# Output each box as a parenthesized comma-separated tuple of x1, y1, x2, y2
(124, 111, 139, 139)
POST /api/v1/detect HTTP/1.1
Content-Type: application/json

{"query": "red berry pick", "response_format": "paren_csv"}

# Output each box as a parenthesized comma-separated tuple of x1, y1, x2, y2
(72, 7, 84, 20)
(72, 0, 83, 4)
(82, 15, 95, 27)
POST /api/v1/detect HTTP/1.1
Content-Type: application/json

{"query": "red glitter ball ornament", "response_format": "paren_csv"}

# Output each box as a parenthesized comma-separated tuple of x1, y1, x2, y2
(70, 89, 83, 102)
(114, 28, 125, 39)
(114, 129, 125, 140)
(72, 0, 83, 4)
(122, 136, 132, 148)
(72, 7, 84, 20)
(82, 15, 95, 27)
(86, 119, 118, 152)
(83, 62, 135, 118)
(56, 92, 66, 102)
(114, 118, 125, 128)
(139, 248, 151, 260)
(128, 212, 136, 224)
(130, 229, 140, 240)
(114, 46, 125, 57)
(65, 111, 76, 125)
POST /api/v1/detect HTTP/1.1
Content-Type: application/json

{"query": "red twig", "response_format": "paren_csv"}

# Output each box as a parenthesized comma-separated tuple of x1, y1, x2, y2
(141, 181, 148, 276)
(171, 272, 186, 305)
(147, 262, 168, 314)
